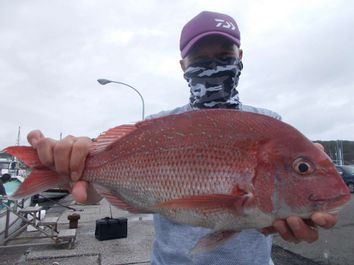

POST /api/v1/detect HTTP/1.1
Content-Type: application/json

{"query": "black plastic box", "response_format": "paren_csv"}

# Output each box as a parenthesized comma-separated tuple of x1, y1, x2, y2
(95, 217, 128, 241)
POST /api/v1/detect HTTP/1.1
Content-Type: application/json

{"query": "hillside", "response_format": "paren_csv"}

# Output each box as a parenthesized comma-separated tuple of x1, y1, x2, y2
(314, 140, 354, 165)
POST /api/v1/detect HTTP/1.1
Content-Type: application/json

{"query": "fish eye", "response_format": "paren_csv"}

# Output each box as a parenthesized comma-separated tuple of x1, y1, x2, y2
(292, 158, 314, 175)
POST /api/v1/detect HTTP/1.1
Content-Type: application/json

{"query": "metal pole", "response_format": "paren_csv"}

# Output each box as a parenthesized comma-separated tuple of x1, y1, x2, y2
(340, 140, 344, 165)
(97, 79, 145, 120)
(16, 126, 20, 146)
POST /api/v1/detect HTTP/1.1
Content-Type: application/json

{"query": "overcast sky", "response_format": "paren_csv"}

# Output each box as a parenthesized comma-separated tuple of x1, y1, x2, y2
(0, 0, 353, 149)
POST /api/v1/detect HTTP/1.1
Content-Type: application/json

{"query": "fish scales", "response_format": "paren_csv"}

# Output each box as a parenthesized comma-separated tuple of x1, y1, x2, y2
(84, 144, 257, 210)
(82, 111, 261, 212)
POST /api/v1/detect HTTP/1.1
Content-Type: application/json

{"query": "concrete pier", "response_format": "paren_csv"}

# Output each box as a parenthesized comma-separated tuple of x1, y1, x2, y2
(0, 196, 153, 265)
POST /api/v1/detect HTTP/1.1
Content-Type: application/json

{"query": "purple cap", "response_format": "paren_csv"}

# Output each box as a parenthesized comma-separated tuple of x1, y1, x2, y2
(180, 11, 241, 58)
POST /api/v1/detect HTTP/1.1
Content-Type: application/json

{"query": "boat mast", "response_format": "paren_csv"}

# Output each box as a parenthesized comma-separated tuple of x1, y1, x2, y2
(16, 126, 21, 146)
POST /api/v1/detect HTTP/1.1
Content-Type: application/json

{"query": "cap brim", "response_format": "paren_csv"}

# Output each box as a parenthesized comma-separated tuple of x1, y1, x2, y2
(181, 31, 240, 58)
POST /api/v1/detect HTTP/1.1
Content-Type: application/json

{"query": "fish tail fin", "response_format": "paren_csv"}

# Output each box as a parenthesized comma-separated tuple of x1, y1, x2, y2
(11, 169, 66, 199)
(4, 146, 42, 168)
(3, 146, 68, 199)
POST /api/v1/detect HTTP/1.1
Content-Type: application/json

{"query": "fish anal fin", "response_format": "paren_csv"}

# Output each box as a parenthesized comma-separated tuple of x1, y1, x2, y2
(192, 230, 238, 254)
(90, 124, 137, 155)
(94, 184, 143, 213)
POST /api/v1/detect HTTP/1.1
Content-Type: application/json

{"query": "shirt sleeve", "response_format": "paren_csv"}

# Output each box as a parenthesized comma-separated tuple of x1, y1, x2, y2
(241, 104, 282, 120)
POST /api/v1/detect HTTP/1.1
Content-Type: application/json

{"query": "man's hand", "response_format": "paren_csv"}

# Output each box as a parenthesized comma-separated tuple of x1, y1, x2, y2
(271, 213, 337, 243)
(27, 130, 101, 204)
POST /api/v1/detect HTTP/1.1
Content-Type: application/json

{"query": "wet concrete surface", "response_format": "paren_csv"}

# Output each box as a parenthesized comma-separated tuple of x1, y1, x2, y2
(272, 245, 326, 265)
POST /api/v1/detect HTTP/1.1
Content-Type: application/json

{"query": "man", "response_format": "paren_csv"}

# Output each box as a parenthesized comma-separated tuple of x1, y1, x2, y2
(0, 179, 6, 196)
(0, 173, 11, 196)
(27, 11, 337, 265)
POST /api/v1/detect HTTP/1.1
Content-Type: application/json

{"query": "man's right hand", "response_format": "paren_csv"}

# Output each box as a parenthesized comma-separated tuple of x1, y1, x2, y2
(27, 130, 102, 204)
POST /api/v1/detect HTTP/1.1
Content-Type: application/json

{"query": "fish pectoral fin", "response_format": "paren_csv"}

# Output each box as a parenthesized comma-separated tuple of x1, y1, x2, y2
(153, 193, 252, 213)
(192, 230, 238, 254)
(93, 184, 143, 214)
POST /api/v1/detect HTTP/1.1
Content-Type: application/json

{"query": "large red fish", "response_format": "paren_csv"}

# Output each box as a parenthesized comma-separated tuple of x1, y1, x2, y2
(3, 109, 350, 252)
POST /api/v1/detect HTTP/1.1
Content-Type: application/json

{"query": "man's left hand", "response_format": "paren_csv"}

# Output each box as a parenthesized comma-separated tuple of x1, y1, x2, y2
(271, 213, 337, 243)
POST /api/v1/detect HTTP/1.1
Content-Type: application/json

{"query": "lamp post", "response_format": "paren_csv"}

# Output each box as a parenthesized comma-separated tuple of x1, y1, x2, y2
(97, 78, 145, 120)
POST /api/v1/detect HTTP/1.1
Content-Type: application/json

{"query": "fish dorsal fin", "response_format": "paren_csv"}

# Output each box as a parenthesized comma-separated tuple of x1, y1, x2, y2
(90, 124, 137, 155)
(135, 119, 155, 129)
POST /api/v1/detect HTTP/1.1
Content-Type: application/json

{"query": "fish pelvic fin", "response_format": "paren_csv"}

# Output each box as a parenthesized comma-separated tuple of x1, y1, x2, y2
(90, 124, 137, 155)
(192, 230, 238, 255)
(153, 193, 254, 215)
(94, 184, 146, 214)
(3, 146, 68, 200)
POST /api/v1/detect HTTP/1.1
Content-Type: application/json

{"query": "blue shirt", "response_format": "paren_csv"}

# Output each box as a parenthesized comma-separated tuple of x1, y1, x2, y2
(149, 103, 281, 265)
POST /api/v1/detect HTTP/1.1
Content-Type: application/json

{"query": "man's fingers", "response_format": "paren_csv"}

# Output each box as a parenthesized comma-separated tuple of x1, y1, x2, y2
(36, 137, 57, 168)
(286, 216, 318, 243)
(312, 212, 337, 229)
(313, 143, 325, 152)
(26, 131, 97, 206)
(272, 214, 337, 244)
(53, 135, 76, 175)
(72, 181, 101, 205)
(72, 181, 88, 203)
(260, 226, 277, 235)
(272, 219, 297, 242)
(70, 137, 92, 181)
(27, 130, 45, 148)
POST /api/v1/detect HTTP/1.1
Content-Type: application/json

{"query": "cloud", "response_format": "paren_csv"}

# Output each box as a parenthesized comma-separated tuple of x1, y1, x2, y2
(0, 0, 353, 149)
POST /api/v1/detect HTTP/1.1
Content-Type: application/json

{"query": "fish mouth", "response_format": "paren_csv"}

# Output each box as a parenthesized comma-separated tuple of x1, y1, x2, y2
(326, 206, 344, 215)
(308, 193, 350, 213)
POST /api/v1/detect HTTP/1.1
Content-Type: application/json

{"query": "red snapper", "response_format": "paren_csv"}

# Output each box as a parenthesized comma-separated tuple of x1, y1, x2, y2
(4, 109, 350, 252)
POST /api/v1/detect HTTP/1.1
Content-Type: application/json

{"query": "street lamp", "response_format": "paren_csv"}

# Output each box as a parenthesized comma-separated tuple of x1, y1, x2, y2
(97, 79, 145, 120)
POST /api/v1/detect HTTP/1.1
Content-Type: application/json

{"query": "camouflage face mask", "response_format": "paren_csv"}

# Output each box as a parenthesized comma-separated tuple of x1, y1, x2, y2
(184, 57, 243, 109)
